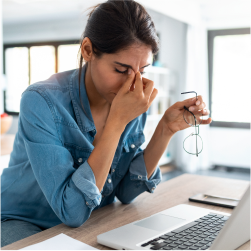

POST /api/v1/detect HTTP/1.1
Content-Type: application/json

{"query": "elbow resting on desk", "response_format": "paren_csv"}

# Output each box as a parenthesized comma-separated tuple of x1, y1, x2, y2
(117, 197, 137, 205)
(55, 201, 93, 228)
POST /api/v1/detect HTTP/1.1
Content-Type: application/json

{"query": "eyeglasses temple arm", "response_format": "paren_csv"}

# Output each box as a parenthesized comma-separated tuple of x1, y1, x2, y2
(181, 91, 198, 100)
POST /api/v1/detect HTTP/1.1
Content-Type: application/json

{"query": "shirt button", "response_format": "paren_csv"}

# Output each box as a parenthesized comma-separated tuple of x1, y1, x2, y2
(108, 178, 112, 183)
(151, 187, 156, 191)
(102, 195, 104, 198)
(78, 158, 83, 163)
(112, 169, 115, 172)
(130, 144, 135, 149)
(86, 202, 89, 205)
(138, 175, 142, 179)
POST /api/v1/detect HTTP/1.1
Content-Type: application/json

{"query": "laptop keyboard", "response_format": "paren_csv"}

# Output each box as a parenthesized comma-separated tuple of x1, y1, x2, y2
(140, 213, 229, 250)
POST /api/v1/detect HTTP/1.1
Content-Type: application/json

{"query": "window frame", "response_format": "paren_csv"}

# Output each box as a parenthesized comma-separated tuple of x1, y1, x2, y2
(3, 40, 80, 115)
(208, 27, 250, 129)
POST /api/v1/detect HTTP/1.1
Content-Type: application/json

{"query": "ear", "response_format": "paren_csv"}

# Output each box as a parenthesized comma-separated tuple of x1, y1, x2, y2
(81, 37, 94, 63)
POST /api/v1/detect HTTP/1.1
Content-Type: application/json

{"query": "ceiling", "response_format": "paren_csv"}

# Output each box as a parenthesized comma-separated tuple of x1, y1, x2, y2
(2, 0, 251, 28)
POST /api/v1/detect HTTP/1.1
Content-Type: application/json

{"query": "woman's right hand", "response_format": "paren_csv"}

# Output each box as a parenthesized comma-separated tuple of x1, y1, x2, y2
(108, 69, 158, 127)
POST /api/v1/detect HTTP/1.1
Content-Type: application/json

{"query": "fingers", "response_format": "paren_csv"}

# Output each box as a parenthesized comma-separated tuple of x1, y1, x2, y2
(135, 74, 156, 109)
(133, 73, 155, 102)
(178, 95, 205, 110)
(188, 95, 206, 112)
(120, 68, 136, 94)
(192, 108, 210, 116)
(142, 77, 155, 99)
(200, 117, 212, 125)
(148, 88, 158, 104)
(175, 96, 199, 109)
(191, 107, 211, 123)
(134, 71, 143, 93)
(191, 111, 212, 126)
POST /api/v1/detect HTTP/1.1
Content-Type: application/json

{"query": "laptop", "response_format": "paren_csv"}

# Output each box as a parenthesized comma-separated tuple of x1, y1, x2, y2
(97, 185, 250, 250)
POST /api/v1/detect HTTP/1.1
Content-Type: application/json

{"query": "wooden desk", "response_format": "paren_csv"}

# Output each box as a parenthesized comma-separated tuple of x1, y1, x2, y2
(3, 174, 250, 250)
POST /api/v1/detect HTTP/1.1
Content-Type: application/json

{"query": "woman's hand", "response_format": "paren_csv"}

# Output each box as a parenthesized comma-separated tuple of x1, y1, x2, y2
(162, 96, 212, 135)
(108, 69, 158, 127)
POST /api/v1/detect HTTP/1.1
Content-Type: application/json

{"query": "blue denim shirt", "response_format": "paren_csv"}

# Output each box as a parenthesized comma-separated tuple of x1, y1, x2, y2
(1, 63, 162, 229)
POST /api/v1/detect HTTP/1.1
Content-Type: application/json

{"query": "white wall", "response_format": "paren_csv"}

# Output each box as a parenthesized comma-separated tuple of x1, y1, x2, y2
(138, 0, 201, 26)
(201, 0, 251, 30)
(3, 17, 86, 43)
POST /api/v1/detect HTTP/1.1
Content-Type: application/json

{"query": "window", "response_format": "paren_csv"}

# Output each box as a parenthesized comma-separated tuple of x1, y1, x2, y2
(5, 47, 29, 113)
(30, 46, 56, 85)
(58, 44, 80, 73)
(3, 41, 80, 115)
(208, 28, 250, 129)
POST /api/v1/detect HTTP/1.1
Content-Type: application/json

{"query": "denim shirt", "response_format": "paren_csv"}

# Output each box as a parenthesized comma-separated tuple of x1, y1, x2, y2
(1, 63, 162, 229)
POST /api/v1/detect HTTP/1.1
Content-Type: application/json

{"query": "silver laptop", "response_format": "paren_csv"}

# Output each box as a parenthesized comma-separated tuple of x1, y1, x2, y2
(97, 185, 250, 250)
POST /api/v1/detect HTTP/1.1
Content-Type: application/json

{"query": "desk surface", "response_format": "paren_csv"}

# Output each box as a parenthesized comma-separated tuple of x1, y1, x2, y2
(3, 174, 250, 250)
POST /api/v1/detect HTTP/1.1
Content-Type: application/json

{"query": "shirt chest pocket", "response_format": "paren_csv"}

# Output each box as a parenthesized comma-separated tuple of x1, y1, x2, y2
(64, 143, 92, 169)
(122, 131, 145, 153)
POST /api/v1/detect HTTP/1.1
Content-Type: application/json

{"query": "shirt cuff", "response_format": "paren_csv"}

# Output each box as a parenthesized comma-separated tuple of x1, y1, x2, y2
(129, 150, 162, 193)
(72, 160, 102, 209)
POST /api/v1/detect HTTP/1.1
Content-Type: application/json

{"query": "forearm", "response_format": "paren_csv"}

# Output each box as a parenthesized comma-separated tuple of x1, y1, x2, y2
(88, 116, 125, 192)
(143, 118, 175, 179)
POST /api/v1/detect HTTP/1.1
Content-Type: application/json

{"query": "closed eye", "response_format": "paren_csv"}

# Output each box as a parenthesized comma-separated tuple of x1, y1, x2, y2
(115, 68, 145, 75)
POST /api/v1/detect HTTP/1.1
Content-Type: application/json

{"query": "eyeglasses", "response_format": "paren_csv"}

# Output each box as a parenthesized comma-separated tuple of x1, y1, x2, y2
(181, 91, 204, 157)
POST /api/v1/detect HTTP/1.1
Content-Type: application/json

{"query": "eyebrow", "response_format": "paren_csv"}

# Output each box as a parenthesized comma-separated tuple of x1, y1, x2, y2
(114, 61, 150, 70)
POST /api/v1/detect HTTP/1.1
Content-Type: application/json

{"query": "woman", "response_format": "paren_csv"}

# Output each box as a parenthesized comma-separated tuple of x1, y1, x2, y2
(1, 0, 211, 247)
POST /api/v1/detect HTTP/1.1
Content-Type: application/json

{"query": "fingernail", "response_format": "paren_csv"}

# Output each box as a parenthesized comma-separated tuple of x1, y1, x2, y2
(189, 107, 194, 111)
(128, 68, 132, 74)
(196, 100, 200, 105)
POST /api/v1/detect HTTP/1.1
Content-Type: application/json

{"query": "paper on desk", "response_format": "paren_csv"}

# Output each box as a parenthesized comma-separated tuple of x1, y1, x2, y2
(20, 233, 98, 250)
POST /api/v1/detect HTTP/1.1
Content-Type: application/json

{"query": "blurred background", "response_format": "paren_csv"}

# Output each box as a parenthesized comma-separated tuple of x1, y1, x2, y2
(1, 0, 250, 181)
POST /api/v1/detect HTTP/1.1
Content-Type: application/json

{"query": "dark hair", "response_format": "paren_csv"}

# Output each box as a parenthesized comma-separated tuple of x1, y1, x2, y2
(78, 0, 160, 120)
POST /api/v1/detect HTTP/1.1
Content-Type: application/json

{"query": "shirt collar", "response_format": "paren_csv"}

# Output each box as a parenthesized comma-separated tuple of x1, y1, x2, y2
(68, 63, 96, 134)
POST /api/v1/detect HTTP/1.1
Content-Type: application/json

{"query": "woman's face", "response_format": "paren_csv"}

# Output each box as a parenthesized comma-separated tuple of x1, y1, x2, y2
(85, 41, 153, 107)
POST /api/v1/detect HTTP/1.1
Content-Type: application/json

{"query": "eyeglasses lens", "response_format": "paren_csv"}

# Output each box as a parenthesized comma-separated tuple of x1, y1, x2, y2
(183, 133, 203, 155)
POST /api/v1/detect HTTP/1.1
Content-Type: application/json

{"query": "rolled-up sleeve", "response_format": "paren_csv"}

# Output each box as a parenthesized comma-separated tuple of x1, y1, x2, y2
(20, 90, 101, 228)
(115, 147, 162, 204)
(129, 149, 162, 192)
(72, 160, 102, 208)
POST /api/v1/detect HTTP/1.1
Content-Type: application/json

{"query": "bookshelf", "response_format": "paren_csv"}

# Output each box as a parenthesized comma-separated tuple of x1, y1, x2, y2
(141, 65, 173, 166)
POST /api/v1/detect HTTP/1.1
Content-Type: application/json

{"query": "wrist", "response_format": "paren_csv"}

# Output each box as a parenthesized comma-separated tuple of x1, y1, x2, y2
(160, 117, 175, 137)
(106, 114, 126, 134)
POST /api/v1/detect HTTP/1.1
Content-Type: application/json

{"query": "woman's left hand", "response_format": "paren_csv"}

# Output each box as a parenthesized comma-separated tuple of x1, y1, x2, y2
(162, 95, 212, 135)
